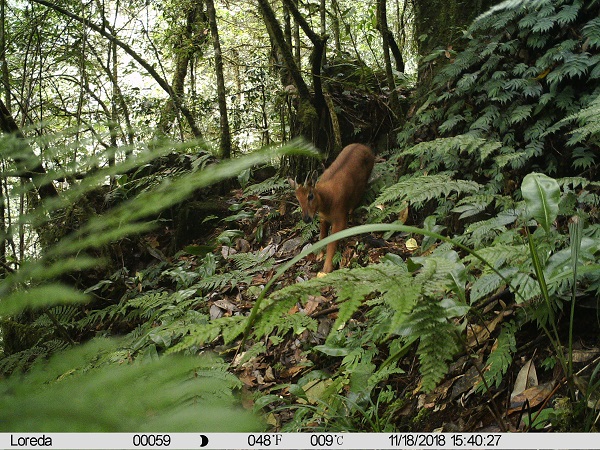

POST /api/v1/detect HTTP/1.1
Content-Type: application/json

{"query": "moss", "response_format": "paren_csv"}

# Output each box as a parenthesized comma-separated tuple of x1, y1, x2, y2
(297, 99, 319, 127)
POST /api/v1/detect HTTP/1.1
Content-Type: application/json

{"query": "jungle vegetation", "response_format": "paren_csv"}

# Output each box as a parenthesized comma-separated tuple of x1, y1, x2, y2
(0, 0, 599, 433)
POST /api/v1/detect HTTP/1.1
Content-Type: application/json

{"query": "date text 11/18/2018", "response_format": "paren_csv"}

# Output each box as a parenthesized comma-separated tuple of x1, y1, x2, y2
(389, 434, 502, 448)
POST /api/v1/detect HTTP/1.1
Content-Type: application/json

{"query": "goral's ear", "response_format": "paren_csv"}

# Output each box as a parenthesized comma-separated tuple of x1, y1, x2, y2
(288, 178, 298, 189)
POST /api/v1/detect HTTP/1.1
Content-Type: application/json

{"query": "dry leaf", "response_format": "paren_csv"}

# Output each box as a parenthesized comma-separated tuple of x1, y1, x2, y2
(304, 296, 321, 315)
(213, 299, 238, 312)
(511, 359, 538, 401)
(406, 238, 418, 252)
(398, 205, 409, 224)
(508, 381, 555, 414)
(572, 348, 600, 363)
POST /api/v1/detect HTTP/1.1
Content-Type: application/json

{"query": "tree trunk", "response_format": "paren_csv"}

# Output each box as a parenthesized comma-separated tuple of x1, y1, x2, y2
(281, 0, 330, 150)
(377, 0, 400, 116)
(205, 0, 231, 159)
(330, 0, 341, 53)
(257, 0, 319, 154)
(156, 2, 207, 138)
(0, 0, 9, 109)
(414, 0, 500, 58)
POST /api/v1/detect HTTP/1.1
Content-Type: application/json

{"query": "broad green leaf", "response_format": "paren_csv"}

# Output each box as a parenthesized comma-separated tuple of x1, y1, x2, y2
(314, 344, 351, 357)
(521, 172, 560, 232)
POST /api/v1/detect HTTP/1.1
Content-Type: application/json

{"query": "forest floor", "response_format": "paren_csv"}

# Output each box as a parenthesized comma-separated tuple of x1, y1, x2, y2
(187, 183, 600, 432)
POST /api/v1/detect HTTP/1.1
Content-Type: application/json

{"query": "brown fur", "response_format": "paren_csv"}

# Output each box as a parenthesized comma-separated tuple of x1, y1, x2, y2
(289, 143, 374, 273)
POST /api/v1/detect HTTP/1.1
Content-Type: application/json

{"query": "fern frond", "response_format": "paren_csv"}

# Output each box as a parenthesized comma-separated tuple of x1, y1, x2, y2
(243, 177, 289, 196)
(465, 243, 528, 269)
(452, 193, 496, 219)
(256, 262, 419, 341)
(395, 299, 462, 393)
(166, 315, 246, 354)
(374, 173, 480, 221)
(464, 210, 520, 246)
(412, 251, 466, 299)
(476, 321, 517, 392)
(562, 94, 600, 145)
(470, 267, 519, 304)
(227, 249, 275, 272)
(191, 270, 252, 293)
(583, 17, 600, 50)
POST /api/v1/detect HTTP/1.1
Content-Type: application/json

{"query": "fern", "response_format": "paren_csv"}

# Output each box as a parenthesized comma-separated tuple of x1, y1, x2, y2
(470, 268, 519, 304)
(373, 173, 480, 222)
(583, 17, 600, 50)
(452, 193, 496, 219)
(400, 0, 600, 189)
(412, 251, 467, 299)
(255, 262, 417, 339)
(0, 339, 260, 431)
(166, 315, 247, 354)
(191, 270, 252, 293)
(227, 249, 275, 272)
(476, 321, 517, 392)
(563, 94, 600, 145)
(464, 209, 521, 246)
(243, 176, 288, 196)
(394, 298, 463, 393)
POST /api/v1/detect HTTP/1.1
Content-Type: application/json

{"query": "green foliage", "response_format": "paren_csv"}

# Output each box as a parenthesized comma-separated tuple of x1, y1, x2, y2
(4, 0, 600, 433)
(372, 171, 481, 221)
(476, 321, 517, 392)
(0, 339, 261, 432)
(400, 0, 600, 186)
(522, 172, 560, 232)
(0, 134, 315, 429)
(250, 243, 469, 431)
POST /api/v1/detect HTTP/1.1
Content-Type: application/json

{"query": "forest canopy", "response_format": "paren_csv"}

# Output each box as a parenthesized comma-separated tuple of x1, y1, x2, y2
(1, 0, 599, 434)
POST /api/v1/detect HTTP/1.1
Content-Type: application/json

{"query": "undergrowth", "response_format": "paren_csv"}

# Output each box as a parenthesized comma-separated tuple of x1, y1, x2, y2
(1, 0, 600, 433)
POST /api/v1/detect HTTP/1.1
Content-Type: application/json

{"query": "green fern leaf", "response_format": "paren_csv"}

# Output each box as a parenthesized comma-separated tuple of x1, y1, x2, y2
(439, 115, 466, 134)
(531, 16, 556, 33)
(374, 172, 480, 214)
(583, 17, 600, 49)
(508, 104, 533, 125)
(476, 321, 517, 392)
(555, 3, 580, 25)
(228, 250, 275, 272)
(395, 299, 462, 393)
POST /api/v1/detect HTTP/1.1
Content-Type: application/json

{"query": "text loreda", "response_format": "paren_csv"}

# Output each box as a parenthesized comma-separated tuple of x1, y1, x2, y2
(11, 435, 53, 447)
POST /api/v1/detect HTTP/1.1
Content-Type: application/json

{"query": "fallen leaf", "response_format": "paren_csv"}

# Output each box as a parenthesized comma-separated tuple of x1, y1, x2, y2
(264, 366, 276, 382)
(239, 373, 256, 387)
(572, 348, 600, 363)
(398, 205, 409, 224)
(303, 296, 322, 315)
(279, 365, 305, 379)
(467, 311, 505, 348)
(508, 381, 555, 414)
(209, 304, 223, 320)
(406, 238, 418, 251)
(511, 359, 538, 401)
(213, 299, 239, 312)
